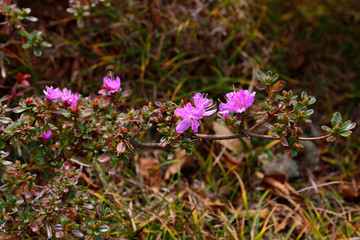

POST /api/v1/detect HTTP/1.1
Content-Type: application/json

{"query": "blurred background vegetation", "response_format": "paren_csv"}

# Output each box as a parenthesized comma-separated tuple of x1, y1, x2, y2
(1, 0, 360, 238)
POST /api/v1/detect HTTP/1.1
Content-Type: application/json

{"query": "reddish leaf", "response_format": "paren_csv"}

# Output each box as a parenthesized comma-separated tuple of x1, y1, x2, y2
(31, 220, 41, 232)
(116, 142, 126, 153)
(97, 153, 111, 163)
(272, 80, 286, 92)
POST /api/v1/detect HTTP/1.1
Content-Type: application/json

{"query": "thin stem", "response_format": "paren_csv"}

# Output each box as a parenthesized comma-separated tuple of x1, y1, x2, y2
(128, 132, 332, 148)
(194, 133, 243, 140)
(298, 133, 332, 141)
(128, 138, 164, 149)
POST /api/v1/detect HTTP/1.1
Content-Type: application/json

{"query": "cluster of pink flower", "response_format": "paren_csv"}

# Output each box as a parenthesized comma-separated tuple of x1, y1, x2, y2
(219, 89, 256, 118)
(43, 86, 80, 109)
(175, 90, 255, 133)
(43, 75, 255, 135)
(43, 76, 121, 107)
(174, 93, 216, 133)
(98, 76, 121, 95)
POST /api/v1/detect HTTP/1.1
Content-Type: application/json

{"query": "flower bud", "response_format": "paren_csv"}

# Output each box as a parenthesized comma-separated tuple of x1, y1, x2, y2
(25, 97, 33, 105)
(92, 99, 99, 108)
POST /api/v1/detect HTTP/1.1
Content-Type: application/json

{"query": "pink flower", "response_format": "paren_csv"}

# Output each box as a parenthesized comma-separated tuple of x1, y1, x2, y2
(98, 76, 121, 95)
(174, 103, 203, 133)
(61, 88, 80, 109)
(43, 86, 62, 101)
(192, 93, 217, 116)
(219, 89, 255, 118)
(174, 93, 216, 133)
(40, 130, 52, 140)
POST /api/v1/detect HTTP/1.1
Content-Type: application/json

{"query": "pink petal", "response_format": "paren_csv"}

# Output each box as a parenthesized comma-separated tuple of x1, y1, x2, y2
(176, 119, 191, 133)
(190, 120, 200, 133)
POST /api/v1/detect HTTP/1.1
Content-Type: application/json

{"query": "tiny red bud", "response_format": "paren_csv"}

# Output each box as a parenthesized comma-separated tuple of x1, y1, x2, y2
(92, 99, 99, 108)
(25, 97, 33, 105)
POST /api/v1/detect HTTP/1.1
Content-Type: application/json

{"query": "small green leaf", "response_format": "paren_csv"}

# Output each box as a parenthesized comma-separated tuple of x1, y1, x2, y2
(34, 154, 46, 162)
(308, 97, 316, 105)
(23, 8, 31, 14)
(0, 117, 12, 124)
(99, 225, 109, 232)
(83, 204, 94, 209)
(0, 184, 9, 192)
(3, 126, 14, 134)
(71, 230, 84, 238)
(344, 122, 356, 131)
(17, 29, 27, 37)
(321, 125, 333, 133)
(12, 106, 28, 113)
(77, 122, 85, 130)
(294, 102, 302, 113)
(331, 112, 342, 127)
(185, 149, 192, 155)
(305, 109, 314, 116)
(340, 120, 351, 130)
(291, 148, 298, 157)
(22, 43, 32, 49)
(59, 109, 71, 117)
(167, 151, 174, 161)
(327, 136, 336, 142)
(301, 91, 308, 99)
(272, 73, 279, 81)
(66, 8, 76, 14)
(33, 48, 42, 57)
(339, 130, 352, 137)
(257, 71, 266, 83)
(25, 16, 38, 22)
(40, 41, 52, 48)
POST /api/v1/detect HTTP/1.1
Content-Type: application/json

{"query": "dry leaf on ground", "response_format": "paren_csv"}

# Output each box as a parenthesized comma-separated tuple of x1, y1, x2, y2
(255, 171, 304, 203)
(211, 122, 243, 153)
(136, 157, 162, 191)
(338, 181, 359, 198)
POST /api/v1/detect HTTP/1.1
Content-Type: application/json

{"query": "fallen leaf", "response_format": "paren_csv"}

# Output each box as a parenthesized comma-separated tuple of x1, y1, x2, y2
(255, 171, 303, 203)
(136, 157, 162, 191)
(338, 181, 359, 198)
(211, 122, 243, 153)
(203, 197, 225, 209)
